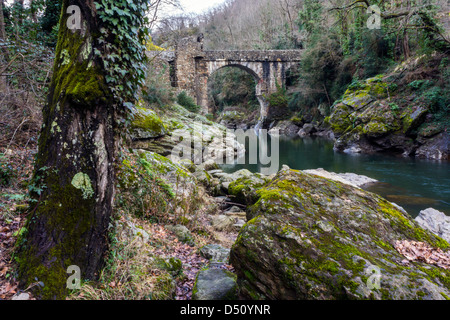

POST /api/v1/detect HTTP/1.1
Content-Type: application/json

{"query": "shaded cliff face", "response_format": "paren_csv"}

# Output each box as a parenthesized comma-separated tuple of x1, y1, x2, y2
(230, 168, 450, 300)
(327, 70, 449, 160)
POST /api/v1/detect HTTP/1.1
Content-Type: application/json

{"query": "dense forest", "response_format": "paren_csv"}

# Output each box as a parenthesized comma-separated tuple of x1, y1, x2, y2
(0, 0, 450, 304)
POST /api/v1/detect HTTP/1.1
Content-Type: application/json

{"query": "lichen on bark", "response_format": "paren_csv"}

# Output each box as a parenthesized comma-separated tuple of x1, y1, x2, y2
(71, 172, 94, 199)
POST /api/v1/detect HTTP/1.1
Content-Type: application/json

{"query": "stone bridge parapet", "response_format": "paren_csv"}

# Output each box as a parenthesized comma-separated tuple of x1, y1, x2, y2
(203, 50, 302, 62)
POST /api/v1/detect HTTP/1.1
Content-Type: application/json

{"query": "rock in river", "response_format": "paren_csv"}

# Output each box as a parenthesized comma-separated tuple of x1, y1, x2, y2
(415, 208, 450, 244)
(303, 168, 377, 188)
(230, 167, 450, 300)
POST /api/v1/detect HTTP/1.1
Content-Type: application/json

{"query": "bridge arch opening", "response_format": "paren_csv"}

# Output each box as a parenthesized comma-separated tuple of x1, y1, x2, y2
(207, 65, 262, 128)
(209, 63, 261, 82)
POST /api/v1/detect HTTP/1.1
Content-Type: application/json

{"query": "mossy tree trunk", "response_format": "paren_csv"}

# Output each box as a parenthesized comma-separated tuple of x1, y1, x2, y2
(17, 0, 119, 299)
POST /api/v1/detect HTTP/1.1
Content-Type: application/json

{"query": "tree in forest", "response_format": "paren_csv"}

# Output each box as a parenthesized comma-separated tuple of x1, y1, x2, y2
(0, 0, 8, 91)
(297, 0, 323, 40)
(208, 68, 258, 113)
(41, 0, 63, 46)
(0, 0, 6, 42)
(192, 0, 303, 50)
(328, 0, 450, 58)
(41, 0, 62, 32)
(15, 0, 149, 299)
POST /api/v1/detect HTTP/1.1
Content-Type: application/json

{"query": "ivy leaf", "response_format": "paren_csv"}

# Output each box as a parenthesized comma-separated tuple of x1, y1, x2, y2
(123, 102, 134, 111)
(105, 76, 115, 84)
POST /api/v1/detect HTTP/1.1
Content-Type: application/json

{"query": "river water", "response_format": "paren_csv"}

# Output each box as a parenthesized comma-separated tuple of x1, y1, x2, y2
(220, 131, 450, 218)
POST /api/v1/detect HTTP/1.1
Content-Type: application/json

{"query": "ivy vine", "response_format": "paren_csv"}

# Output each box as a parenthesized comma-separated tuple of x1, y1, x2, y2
(94, 0, 150, 121)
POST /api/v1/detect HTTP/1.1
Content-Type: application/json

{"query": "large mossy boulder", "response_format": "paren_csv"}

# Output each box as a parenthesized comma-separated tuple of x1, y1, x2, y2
(401, 106, 428, 134)
(328, 103, 353, 135)
(131, 101, 245, 161)
(327, 74, 446, 159)
(327, 76, 432, 156)
(330, 91, 405, 154)
(341, 90, 374, 110)
(230, 168, 450, 300)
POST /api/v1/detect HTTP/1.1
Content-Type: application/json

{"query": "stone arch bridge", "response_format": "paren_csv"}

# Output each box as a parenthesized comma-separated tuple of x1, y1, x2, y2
(150, 36, 303, 120)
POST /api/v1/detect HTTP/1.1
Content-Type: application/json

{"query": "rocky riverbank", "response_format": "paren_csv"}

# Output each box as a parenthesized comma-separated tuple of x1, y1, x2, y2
(326, 68, 449, 160)
(164, 149, 450, 300)
(114, 100, 450, 301)
(130, 102, 245, 161)
(244, 55, 450, 161)
(263, 93, 448, 161)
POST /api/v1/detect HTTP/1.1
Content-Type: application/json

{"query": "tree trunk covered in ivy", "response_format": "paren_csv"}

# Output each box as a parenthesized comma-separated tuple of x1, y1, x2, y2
(17, 0, 119, 299)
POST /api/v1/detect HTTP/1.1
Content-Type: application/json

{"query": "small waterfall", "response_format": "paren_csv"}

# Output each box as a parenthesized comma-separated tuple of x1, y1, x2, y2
(254, 117, 265, 135)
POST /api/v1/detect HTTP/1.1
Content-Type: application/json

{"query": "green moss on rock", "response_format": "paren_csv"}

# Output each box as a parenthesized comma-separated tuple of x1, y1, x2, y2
(230, 169, 450, 300)
(131, 107, 167, 139)
(363, 121, 390, 138)
(342, 91, 373, 110)
(328, 74, 424, 155)
(228, 174, 271, 205)
(328, 103, 353, 134)
(401, 106, 428, 134)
